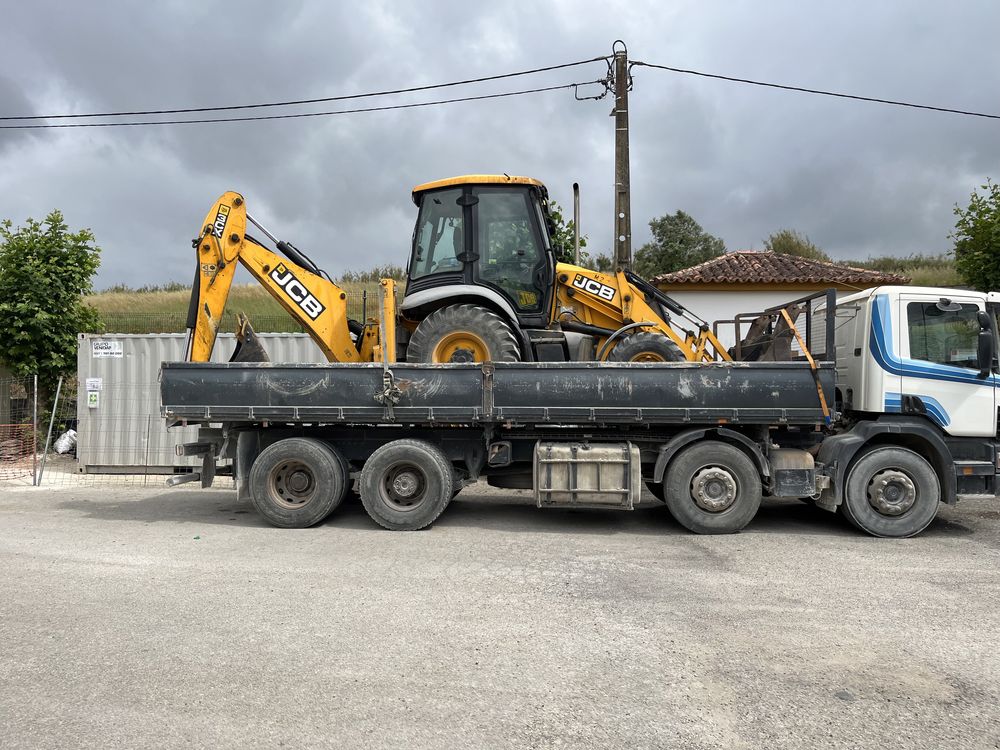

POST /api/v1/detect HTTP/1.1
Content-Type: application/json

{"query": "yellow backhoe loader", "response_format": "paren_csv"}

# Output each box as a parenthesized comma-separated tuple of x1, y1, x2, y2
(185, 175, 731, 364)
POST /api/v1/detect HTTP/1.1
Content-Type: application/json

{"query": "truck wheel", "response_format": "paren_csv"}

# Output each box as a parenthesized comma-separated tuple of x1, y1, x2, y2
(248, 438, 349, 528)
(607, 332, 684, 362)
(841, 446, 940, 538)
(407, 304, 519, 363)
(359, 439, 455, 530)
(662, 441, 762, 534)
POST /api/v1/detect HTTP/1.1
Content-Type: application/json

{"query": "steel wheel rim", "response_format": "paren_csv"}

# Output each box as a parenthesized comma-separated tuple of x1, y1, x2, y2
(381, 462, 428, 512)
(631, 352, 666, 362)
(432, 331, 489, 363)
(690, 466, 738, 512)
(267, 460, 317, 509)
(867, 469, 917, 516)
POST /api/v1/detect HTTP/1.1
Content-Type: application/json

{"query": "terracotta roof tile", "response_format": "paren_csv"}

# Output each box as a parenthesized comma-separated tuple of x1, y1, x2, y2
(651, 251, 910, 286)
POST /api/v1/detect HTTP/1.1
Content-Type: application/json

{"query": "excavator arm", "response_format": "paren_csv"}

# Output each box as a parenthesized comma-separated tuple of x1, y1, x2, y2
(186, 191, 394, 363)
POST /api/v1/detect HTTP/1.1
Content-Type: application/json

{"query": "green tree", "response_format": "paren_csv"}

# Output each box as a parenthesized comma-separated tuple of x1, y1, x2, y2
(952, 179, 1000, 291)
(633, 210, 725, 279)
(764, 229, 831, 261)
(547, 201, 588, 264)
(0, 211, 101, 392)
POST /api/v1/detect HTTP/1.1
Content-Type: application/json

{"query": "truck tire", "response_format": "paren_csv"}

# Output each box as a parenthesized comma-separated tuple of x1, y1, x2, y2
(607, 332, 684, 363)
(407, 304, 519, 363)
(662, 441, 762, 534)
(841, 446, 940, 538)
(248, 438, 349, 528)
(359, 439, 455, 530)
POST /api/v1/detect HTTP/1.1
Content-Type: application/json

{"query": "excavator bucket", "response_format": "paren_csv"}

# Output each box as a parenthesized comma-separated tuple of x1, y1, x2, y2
(230, 313, 270, 363)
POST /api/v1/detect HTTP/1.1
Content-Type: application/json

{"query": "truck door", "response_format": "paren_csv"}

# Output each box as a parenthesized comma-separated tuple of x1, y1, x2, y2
(896, 293, 995, 437)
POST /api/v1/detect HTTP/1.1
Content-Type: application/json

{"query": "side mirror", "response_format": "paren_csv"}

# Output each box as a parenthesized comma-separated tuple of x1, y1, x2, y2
(977, 310, 994, 378)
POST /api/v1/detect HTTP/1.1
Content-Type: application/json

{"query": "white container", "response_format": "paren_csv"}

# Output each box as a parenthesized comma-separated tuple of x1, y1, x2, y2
(76, 333, 326, 473)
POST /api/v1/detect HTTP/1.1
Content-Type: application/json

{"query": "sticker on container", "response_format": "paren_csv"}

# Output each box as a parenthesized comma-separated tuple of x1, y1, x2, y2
(85, 377, 102, 391)
(91, 340, 123, 359)
(87, 390, 100, 409)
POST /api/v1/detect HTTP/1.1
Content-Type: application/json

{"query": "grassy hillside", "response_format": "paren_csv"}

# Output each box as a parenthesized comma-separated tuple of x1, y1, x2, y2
(89, 280, 393, 333)
(848, 253, 961, 287)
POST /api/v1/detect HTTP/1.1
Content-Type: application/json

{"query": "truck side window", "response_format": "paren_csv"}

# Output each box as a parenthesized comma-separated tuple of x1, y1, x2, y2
(906, 302, 980, 369)
(410, 189, 463, 280)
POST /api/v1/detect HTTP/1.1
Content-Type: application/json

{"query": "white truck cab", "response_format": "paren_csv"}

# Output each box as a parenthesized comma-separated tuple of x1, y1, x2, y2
(813, 285, 999, 534)
(836, 286, 997, 437)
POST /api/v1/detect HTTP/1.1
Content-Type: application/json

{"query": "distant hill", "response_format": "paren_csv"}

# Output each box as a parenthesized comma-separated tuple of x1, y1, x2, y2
(847, 253, 960, 287)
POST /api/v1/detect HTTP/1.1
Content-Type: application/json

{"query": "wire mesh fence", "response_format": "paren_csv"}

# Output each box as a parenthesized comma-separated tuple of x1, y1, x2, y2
(0, 376, 38, 484)
(0, 373, 235, 490)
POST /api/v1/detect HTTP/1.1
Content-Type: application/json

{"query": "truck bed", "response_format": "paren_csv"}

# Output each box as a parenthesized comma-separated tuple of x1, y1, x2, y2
(161, 360, 834, 427)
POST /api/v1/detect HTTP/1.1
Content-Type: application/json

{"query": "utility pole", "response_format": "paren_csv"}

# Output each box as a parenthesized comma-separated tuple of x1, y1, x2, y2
(611, 40, 631, 272)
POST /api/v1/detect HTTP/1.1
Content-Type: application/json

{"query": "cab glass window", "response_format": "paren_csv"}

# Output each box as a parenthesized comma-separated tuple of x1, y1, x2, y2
(906, 301, 980, 369)
(475, 188, 544, 312)
(410, 188, 464, 279)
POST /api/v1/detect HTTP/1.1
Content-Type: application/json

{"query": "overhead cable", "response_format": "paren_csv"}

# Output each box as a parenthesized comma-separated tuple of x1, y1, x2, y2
(0, 56, 610, 121)
(0, 81, 605, 129)
(631, 60, 1000, 120)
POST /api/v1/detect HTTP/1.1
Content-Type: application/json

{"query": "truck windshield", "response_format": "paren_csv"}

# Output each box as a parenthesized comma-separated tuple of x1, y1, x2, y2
(907, 302, 980, 369)
(411, 188, 464, 280)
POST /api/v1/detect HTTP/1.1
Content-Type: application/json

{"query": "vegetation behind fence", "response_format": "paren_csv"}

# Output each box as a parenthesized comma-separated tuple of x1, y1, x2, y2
(91, 289, 372, 334)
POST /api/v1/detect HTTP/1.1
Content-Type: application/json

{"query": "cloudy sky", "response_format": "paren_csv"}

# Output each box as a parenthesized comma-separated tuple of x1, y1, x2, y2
(1, 1, 998, 288)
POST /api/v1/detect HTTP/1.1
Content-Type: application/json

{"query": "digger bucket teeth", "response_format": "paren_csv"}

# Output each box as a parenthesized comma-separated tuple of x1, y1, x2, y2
(229, 313, 270, 363)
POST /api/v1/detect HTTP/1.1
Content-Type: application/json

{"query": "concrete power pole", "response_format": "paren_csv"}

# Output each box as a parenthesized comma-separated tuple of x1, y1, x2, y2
(612, 40, 631, 272)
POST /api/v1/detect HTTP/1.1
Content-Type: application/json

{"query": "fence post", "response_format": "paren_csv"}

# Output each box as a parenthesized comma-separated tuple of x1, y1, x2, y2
(31, 374, 38, 486)
(37, 376, 62, 486)
(362, 289, 367, 322)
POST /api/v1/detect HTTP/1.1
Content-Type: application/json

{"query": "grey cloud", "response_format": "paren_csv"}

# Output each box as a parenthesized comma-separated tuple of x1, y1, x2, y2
(0, 1, 998, 287)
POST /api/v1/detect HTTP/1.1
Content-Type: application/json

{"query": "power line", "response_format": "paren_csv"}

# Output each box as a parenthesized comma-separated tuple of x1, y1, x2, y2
(0, 56, 610, 121)
(630, 60, 1000, 120)
(0, 81, 604, 129)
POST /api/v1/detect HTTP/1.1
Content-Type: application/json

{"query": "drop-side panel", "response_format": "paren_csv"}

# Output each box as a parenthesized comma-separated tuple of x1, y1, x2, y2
(161, 361, 834, 427)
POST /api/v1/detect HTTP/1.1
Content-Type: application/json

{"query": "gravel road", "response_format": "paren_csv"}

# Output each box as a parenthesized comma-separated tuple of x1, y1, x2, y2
(1, 484, 998, 749)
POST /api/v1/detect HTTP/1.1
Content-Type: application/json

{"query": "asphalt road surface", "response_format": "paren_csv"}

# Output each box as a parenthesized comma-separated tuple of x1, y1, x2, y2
(1, 484, 999, 749)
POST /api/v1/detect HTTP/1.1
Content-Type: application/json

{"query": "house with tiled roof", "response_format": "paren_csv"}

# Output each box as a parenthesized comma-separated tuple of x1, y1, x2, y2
(652, 250, 910, 347)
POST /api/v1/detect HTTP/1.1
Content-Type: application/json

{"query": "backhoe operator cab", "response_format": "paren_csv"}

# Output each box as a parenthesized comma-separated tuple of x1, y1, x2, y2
(401, 175, 730, 364)
(402, 176, 555, 362)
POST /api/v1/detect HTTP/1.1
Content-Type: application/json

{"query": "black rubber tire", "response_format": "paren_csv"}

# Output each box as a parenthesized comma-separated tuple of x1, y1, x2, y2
(248, 438, 349, 528)
(645, 480, 666, 502)
(662, 441, 762, 534)
(607, 332, 684, 362)
(359, 439, 455, 530)
(406, 304, 519, 363)
(841, 446, 940, 538)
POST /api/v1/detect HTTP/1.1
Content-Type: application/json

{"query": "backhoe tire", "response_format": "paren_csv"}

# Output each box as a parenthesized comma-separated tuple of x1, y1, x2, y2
(359, 439, 455, 530)
(407, 304, 519, 363)
(607, 332, 684, 363)
(248, 438, 349, 528)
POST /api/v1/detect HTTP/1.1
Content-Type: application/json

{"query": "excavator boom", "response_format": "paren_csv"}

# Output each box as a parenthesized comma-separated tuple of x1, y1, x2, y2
(186, 192, 392, 363)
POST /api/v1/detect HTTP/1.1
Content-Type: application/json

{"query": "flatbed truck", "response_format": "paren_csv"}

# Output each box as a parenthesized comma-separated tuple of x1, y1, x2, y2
(161, 286, 1000, 538)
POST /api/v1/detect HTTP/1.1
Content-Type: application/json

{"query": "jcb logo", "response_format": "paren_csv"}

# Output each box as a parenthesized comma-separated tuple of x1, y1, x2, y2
(211, 205, 231, 239)
(271, 263, 326, 320)
(572, 274, 616, 302)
